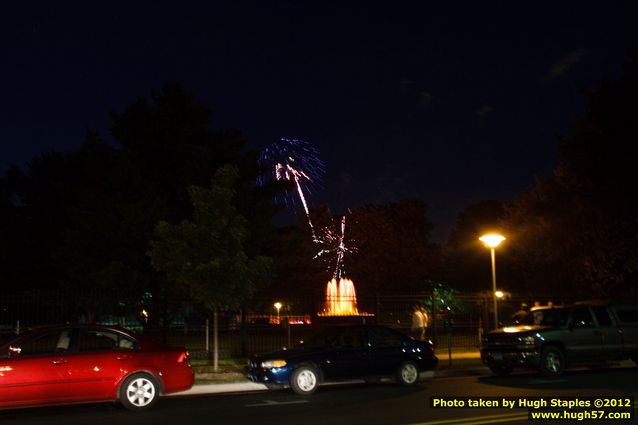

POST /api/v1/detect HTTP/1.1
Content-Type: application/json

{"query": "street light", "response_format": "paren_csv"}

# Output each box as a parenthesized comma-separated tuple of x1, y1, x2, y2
(274, 302, 282, 324)
(479, 233, 506, 328)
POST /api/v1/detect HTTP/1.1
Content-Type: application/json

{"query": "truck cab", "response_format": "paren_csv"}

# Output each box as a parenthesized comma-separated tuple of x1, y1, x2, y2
(480, 301, 638, 377)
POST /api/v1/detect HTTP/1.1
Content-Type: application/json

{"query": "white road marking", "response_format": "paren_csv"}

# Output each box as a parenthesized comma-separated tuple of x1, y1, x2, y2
(528, 379, 568, 384)
(246, 399, 310, 407)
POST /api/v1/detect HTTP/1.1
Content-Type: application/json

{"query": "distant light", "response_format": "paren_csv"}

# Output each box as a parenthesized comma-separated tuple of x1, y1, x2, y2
(274, 302, 282, 310)
(495, 291, 504, 299)
(479, 234, 506, 248)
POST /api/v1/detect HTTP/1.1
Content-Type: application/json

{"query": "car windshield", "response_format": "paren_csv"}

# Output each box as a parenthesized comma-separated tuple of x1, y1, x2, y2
(520, 307, 570, 326)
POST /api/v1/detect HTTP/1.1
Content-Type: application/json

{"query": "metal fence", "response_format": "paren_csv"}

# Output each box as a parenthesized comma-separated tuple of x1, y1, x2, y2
(1, 288, 566, 358)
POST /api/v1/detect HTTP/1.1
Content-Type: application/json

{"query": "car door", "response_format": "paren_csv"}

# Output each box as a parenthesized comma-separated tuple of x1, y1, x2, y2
(564, 306, 602, 362)
(0, 329, 72, 407)
(591, 305, 624, 359)
(64, 328, 136, 402)
(322, 327, 368, 380)
(366, 326, 409, 376)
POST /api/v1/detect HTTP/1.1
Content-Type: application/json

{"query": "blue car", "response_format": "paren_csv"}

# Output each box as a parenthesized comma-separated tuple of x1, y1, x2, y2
(245, 324, 438, 395)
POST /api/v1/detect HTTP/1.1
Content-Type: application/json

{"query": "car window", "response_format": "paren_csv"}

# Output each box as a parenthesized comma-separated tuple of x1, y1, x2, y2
(303, 328, 341, 348)
(591, 306, 613, 327)
(615, 307, 638, 323)
(367, 327, 405, 348)
(77, 329, 136, 352)
(16, 330, 71, 356)
(524, 308, 569, 326)
(571, 307, 595, 328)
(335, 327, 365, 349)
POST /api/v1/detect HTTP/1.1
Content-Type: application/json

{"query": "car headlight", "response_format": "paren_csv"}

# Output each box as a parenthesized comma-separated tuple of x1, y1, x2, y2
(261, 360, 287, 368)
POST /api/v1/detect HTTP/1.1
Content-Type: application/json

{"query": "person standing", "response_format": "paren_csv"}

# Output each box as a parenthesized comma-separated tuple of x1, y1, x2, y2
(411, 305, 428, 340)
(511, 303, 529, 324)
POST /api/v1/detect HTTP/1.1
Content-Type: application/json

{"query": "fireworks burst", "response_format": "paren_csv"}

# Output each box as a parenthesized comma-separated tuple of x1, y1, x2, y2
(314, 214, 356, 278)
(258, 138, 325, 239)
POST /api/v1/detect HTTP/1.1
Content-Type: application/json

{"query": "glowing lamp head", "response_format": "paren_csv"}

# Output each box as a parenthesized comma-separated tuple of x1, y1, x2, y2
(274, 302, 282, 311)
(479, 234, 506, 248)
(495, 290, 504, 299)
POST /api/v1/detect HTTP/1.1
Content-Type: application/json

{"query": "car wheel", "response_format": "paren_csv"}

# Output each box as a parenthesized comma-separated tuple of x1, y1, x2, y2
(290, 366, 319, 395)
(489, 364, 514, 376)
(397, 361, 419, 385)
(120, 373, 160, 411)
(540, 346, 565, 378)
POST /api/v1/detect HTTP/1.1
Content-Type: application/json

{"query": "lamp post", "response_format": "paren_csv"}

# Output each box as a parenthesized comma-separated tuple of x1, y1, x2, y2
(495, 290, 505, 325)
(274, 302, 282, 324)
(479, 234, 506, 329)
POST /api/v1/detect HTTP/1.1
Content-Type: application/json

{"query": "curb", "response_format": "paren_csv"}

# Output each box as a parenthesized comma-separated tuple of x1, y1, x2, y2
(173, 365, 491, 397)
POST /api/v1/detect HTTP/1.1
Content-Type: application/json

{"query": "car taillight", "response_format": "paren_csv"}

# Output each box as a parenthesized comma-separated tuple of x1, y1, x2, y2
(177, 351, 190, 364)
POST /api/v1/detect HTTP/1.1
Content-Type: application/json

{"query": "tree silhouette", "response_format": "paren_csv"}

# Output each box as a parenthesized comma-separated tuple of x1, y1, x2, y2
(148, 165, 272, 369)
(504, 52, 638, 298)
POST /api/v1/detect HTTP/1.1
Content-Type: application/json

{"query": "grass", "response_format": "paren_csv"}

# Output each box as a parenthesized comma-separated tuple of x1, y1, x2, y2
(191, 357, 250, 384)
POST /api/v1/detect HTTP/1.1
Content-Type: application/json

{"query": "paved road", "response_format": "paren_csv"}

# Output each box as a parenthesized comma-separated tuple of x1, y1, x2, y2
(2, 366, 636, 425)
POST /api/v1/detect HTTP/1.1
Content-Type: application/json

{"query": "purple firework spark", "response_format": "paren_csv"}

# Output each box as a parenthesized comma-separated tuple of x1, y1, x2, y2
(258, 138, 325, 238)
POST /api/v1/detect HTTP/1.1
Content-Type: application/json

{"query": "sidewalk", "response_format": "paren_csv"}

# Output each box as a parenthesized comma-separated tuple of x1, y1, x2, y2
(174, 350, 487, 397)
(173, 355, 637, 397)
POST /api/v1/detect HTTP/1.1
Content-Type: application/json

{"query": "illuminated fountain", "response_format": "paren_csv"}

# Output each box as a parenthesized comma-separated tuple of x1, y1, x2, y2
(321, 277, 359, 316)
(318, 277, 373, 319)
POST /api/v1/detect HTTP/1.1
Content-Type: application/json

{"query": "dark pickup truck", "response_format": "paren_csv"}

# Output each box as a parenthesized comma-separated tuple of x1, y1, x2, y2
(481, 301, 638, 377)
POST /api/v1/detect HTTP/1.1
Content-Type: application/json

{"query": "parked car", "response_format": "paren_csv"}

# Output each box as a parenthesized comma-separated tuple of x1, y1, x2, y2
(0, 324, 194, 411)
(245, 324, 438, 395)
(481, 301, 638, 377)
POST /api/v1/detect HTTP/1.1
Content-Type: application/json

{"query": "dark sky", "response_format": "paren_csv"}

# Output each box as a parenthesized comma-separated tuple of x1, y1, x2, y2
(2, 2, 637, 241)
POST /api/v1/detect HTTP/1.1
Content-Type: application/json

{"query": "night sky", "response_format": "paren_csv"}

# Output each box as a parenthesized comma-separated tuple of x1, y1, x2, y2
(2, 2, 637, 241)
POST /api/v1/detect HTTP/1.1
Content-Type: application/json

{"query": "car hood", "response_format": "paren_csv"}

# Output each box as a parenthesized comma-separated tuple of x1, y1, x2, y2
(488, 325, 551, 335)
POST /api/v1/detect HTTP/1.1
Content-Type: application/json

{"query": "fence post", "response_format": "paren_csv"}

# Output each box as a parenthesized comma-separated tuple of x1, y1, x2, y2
(240, 306, 247, 357)
(213, 308, 219, 372)
(205, 319, 209, 352)
(431, 292, 437, 346)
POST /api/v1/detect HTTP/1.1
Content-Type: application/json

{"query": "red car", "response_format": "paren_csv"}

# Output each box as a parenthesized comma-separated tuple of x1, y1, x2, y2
(0, 324, 194, 411)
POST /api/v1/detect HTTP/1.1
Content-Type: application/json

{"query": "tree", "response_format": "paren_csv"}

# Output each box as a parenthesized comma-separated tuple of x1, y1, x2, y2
(148, 165, 272, 370)
(1, 83, 272, 327)
(346, 198, 442, 294)
(503, 52, 638, 298)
